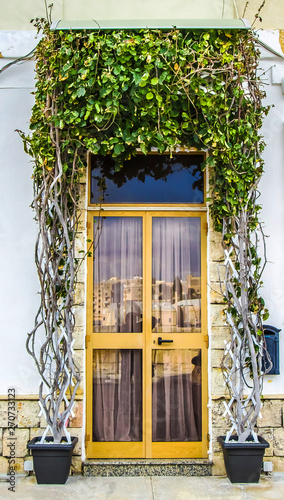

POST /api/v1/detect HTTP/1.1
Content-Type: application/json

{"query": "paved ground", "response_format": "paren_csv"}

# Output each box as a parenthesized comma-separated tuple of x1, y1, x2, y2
(1, 473, 284, 500)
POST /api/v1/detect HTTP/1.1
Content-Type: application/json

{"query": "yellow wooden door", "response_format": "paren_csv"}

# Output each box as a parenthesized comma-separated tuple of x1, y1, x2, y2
(86, 210, 208, 459)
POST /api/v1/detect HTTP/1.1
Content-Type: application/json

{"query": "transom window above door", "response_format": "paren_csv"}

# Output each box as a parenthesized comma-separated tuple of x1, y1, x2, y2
(89, 153, 205, 205)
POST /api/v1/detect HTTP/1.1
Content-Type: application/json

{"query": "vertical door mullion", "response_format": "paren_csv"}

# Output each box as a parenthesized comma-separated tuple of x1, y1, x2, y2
(201, 212, 208, 456)
(142, 212, 146, 457)
(144, 212, 153, 458)
(86, 211, 94, 457)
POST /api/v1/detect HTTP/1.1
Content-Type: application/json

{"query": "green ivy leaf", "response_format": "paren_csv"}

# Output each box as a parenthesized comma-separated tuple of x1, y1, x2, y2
(140, 143, 147, 155)
(151, 77, 159, 85)
(114, 143, 125, 155)
(77, 87, 86, 97)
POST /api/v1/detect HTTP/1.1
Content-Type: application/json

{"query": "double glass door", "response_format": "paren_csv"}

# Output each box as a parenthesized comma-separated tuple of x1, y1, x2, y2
(86, 211, 207, 458)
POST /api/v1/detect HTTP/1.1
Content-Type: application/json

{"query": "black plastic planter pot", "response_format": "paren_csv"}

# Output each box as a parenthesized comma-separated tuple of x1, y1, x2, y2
(217, 436, 269, 483)
(27, 436, 78, 484)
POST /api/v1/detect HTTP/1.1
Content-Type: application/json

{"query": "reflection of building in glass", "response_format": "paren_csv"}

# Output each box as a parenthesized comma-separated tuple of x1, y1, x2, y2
(152, 302, 176, 328)
(185, 274, 201, 298)
(93, 274, 201, 333)
(93, 276, 142, 331)
(152, 274, 201, 332)
(93, 281, 112, 326)
(152, 349, 201, 378)
(125, 278, 143, 302)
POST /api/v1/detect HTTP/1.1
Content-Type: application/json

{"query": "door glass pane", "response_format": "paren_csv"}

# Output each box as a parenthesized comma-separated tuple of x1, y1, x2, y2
(93, 217, 143, 332)
(93, 349, 142, 442)
(152, 349, 202, 442)
(91, 154, 204, 204)
(152, 217, 201, 333)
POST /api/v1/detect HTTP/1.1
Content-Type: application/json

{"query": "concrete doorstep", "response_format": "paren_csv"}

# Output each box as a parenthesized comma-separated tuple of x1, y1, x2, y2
(0, 473, 284, 499)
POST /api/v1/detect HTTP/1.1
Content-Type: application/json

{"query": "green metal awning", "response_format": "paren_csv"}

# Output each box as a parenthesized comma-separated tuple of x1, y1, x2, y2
(50, 18, 251, 31)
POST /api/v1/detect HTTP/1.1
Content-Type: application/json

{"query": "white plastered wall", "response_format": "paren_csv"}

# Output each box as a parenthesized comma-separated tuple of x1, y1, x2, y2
(258, 31, 284, 395)
(0, 35, 40, 394)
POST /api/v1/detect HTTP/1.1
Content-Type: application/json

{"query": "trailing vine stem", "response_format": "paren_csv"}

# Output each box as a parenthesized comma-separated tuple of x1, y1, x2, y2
(218, 36, 271, 442)
(20, 91, 83, 443)
(21, 22, 271, 442)
(220, 209, 271, 442)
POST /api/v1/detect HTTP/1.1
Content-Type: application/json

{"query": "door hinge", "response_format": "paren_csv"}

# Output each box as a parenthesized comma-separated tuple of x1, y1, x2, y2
(204, 334, 209, 348)
(85, 334, 90, 348)
(85, 434, 90, 444)
(203, 222, 208, 235)
(86, 221, 91, 230)
(207, 433, 210, 445)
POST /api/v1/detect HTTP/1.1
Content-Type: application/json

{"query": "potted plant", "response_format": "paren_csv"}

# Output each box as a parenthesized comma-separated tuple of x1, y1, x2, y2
(23, 113, 82, 481)
(216, 208, 271, 483)
(25, 154, 81, 484)
(21, 14, 82, 485)
(25, 138, 81, 484)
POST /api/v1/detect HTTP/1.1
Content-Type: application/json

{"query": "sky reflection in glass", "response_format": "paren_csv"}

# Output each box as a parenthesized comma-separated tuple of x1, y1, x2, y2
(91, 154, 204, 204)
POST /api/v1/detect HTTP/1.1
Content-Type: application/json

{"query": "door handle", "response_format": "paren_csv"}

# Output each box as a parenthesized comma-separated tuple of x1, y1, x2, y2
(157, 337, 174, 346)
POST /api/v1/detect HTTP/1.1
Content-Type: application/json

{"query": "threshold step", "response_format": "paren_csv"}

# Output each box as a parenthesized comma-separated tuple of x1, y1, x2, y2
(83, 458, 212, 477)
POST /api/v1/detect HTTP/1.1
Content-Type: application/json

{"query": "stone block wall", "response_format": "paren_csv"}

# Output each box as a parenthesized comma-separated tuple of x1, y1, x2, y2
(209, 220, 231, 474)
(0, 397, 84, 474)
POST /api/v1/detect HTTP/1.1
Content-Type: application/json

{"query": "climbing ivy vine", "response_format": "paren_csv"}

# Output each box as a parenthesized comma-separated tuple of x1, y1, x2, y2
(21, 22, 270, 443)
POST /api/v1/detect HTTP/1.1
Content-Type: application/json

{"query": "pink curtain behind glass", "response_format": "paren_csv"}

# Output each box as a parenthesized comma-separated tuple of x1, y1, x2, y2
(152, 349, 202, 442)
(92, 216, 202, 444)
(152, 217, 201, 332)
(151, 218, 202, 440)
(93, 349, 142, 442)
(93, 217, 143, 332)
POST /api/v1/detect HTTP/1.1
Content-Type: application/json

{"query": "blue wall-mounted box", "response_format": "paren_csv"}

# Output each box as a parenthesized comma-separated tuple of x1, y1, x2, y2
(262, 324, 280, 375)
